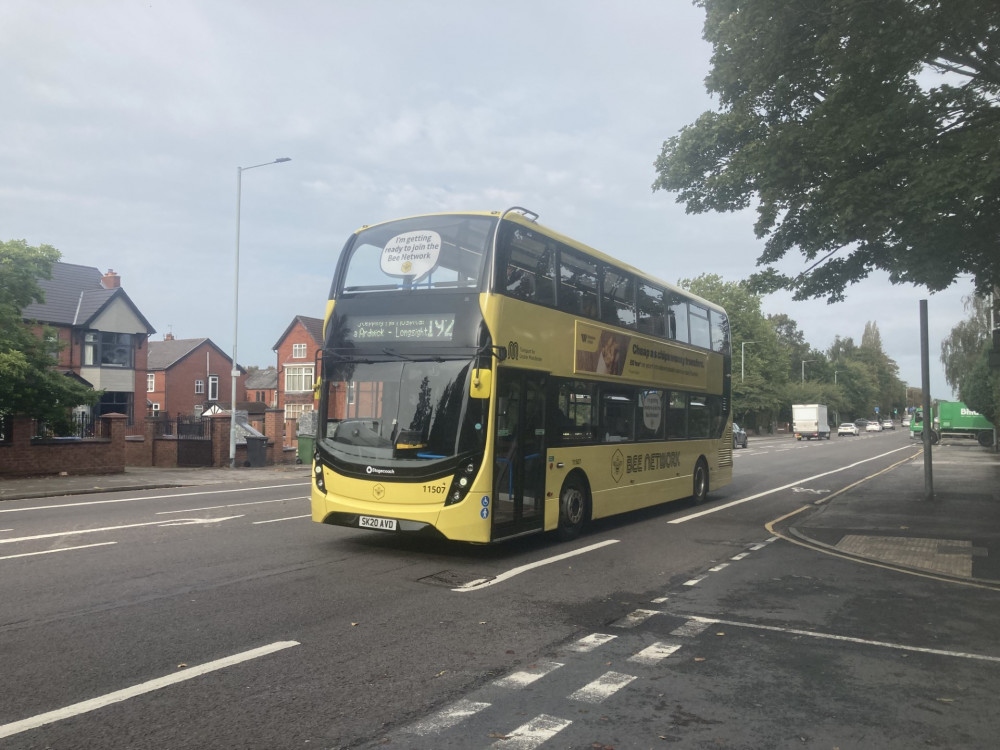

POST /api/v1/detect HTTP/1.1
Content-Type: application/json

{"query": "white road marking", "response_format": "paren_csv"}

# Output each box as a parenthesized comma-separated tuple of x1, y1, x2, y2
(0, 516, 244, 543)
(683, 576, 705, 586)
(568, 633, 617, 652)
(0, 484, 309, 514)
(494, 661, 563, 687)
(731, 552, 750, 560)
(670, 445, 918, 524)
(709, 563, 729, 572)
(252, 514, 311, 525)
(491, 714, 572, 749)
(686, 615, 1000, 663)
(452, 539, 619, 591)
(0, 542, 117, 561)
(611, 609, 659, 628)
(156, 497, 303, 514)
(406, 699, 490, 735)
(157, 515, 245, 527)
(568, 671, 637, 703)
(671, 619, 711, 638)
(629, 642, 682, 665)
(0, 641, 300, 739)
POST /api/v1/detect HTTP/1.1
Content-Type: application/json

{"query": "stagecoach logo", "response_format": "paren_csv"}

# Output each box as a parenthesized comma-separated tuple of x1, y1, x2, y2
(373, 484, 385, 500)
(611, 449, 625, 484)
(366, 466, 395, 475)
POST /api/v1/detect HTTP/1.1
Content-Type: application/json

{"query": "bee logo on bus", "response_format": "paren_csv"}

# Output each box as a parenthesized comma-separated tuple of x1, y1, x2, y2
(611, 449, 625, 483)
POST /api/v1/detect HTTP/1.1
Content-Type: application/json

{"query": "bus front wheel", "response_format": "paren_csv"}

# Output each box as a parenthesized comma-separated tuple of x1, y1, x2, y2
(557, 477, 589, 541)
(692, 459, 709, 505)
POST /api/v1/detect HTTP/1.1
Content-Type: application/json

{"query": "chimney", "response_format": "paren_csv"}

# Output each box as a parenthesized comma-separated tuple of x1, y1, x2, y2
(101, 269, 121, 289)
(164, 333, 175, 341)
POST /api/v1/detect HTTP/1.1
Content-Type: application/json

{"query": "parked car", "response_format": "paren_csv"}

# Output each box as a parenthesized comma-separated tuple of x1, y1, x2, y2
(838, 422, 859, 436)
(881, 419, 894, 430)
(902, 416, 911, 427)
(866, 421, 882, 432)
(733, 422, 748, 449)
(855, 419, 869, 430)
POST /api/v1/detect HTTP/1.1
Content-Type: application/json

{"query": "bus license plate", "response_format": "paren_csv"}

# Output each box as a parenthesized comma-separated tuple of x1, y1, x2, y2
(359, 516, 397, 531)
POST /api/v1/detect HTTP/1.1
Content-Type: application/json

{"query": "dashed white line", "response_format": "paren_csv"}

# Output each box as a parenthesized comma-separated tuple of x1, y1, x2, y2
(491, 714, 572, 749)
(612, 609, 659, 628)
(731, 552, 750, 560)
(629, 642, 682, 665)
(0, 641, 300, 739)
(252, 514, 311, 525)
(407, 699, 490, 735)
(569, 671, 637, 703)
(0, 542, 116, 561)
(671, 619, 711, 638)
(494, 661, 563, 687)
(709, 563, 730, 572)
(683, 576, 705, 587)
(452, 539, 619, 591)
(568, 633, 617, 652)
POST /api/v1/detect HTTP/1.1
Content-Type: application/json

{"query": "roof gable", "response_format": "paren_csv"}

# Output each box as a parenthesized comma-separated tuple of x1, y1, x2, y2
(148, 337, 237, 371)
(273, 315, 325, 350)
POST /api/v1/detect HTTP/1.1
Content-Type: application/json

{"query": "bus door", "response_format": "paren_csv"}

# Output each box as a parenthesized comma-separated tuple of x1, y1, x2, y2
(492, 370, 546, 538)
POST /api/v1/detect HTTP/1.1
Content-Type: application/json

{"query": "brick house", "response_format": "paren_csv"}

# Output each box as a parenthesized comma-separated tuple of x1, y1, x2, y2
(273, 315, 324, 445)
(244, 366, 278, 407)
(146, 335, 246, 419)
(21, 264, 155, 426)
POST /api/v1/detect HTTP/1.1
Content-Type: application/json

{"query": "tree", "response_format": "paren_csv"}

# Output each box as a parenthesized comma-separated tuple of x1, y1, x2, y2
(1, 239, 99, 427)
(941, 294, 999, 425)
(653, 0, 1000, 302)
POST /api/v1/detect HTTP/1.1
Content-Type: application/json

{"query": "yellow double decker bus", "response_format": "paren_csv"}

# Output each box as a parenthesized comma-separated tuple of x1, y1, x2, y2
(310, 208, 733, 543)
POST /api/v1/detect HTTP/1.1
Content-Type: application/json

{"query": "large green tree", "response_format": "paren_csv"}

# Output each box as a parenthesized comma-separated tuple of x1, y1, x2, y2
(654, 0, 1000, 301)
(1, 239, 98, 427)
(941, 295, 1000, 425)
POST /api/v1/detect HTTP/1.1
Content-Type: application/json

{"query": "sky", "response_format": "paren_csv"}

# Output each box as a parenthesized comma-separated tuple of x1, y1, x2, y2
(1, 0, 975, 401)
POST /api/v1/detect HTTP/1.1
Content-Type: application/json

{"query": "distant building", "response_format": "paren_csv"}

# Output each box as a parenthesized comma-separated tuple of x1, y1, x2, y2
(244, 366, 278, 408)
(147, 335, 246, 418)
(22, 264, 155, 425)
(273, 315, 324, 444)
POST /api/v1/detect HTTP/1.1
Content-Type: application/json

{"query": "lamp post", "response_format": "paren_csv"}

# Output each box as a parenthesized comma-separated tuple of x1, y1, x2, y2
(801, 359, 816, 383)
(740, 341, 756, 382)
(834, 370, 839, 385)
(230, 157, 291, 468)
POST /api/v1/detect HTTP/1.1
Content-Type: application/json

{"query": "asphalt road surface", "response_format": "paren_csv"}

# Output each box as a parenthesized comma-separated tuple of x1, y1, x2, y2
(2, 429, 997, 749)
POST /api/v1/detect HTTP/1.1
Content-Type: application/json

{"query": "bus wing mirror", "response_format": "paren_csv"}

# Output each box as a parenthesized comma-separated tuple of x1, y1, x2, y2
(470, 369, 492, 399)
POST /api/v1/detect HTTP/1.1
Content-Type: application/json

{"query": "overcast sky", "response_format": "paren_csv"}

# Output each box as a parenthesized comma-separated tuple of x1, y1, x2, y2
(2, 0, 973, 401)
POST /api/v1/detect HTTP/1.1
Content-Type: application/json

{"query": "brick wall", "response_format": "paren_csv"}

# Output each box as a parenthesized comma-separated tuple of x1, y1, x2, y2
(0, 414, 127, 477)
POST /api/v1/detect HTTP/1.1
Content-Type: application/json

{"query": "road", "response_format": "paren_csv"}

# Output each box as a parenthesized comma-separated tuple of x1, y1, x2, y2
(2, 429, 998, 748)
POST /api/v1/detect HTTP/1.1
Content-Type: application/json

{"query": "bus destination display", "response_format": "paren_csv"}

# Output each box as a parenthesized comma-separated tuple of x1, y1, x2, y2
(348, 314, 456, 342)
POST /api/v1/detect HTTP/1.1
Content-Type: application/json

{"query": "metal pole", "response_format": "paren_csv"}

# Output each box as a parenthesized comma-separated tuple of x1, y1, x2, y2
(230, 166, 242, 469)
(920, 299, 934, 500)
(229, 158, 291, 469)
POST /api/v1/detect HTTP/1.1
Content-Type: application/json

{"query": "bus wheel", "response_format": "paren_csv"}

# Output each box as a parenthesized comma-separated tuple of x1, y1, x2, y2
(557, 477, 589, 541)
(692, 459, 709, 505)
(978, 431, 994, 448)
(930, 429, 940, 445)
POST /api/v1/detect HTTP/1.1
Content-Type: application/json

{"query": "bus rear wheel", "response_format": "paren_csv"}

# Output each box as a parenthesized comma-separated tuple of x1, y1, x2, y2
(557, 477, 589, 541)
(692, 459, 709, 505)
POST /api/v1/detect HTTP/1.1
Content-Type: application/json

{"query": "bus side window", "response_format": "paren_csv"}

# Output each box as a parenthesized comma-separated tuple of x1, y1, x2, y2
(637, 283, 665, 337)
(667, 392, 687, 439)
(557, 381, 594, 442)
(601, 392, 634, 443)
(689, 304, 711, 349)
(559, 248, 599, 319)
(602, 268, 636, 329)
(668, 294, 689, 343)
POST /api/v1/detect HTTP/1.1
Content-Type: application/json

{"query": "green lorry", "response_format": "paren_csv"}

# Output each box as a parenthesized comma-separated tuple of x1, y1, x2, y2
(909, 401, 995, 447)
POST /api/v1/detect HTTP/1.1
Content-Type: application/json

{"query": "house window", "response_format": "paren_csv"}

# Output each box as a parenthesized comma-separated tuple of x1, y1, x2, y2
(285, 403, 314, 421)
(195, 380, 204, 394)
(147, 374, 155, 392)
(84, 331, 134, 368)
(292, 343, 307, 359)
(285, 365, 315, 392)
(150, 403, 160, 414)
(208, 375, 219, 401)
(346, 381, 356, 405)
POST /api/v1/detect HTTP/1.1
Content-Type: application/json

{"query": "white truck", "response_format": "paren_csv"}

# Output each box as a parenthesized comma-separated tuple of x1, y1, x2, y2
(793, 403, 831, 440)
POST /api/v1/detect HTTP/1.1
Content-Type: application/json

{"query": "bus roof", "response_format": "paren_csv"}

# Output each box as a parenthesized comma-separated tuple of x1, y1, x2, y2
(348, 209, 726, 316)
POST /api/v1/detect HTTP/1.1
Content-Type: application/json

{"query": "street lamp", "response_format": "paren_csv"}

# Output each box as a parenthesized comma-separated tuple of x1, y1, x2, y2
(801, 359, 816, 383)
(740, 341, 756, 382)
(834, 370, 839, 385)
(230, 157, 291, 468)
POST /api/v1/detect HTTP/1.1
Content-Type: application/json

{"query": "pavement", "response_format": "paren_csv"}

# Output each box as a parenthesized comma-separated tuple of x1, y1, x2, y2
(2, 436, 998, 585)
